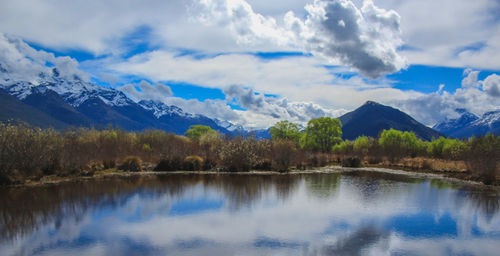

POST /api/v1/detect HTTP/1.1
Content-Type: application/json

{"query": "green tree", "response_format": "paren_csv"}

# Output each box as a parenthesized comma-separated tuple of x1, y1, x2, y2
(379, 129, 424, 161)
(301, 117, 342, 152)
(442, 138, 467, 160)
(269, 120, 302, 143)
(353, 136, 370, 157)
(185, 125, 217, 140)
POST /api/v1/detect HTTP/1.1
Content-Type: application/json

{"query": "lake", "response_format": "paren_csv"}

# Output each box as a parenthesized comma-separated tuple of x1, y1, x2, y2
(0, 170, 499, 256)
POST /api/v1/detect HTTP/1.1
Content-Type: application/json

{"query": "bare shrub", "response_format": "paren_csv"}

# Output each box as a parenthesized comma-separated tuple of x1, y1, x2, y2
(219, 137, 260, 172)
(118, 156, 142, 172)
(271, 139, 297, 171)
(184, 155, 203, 171)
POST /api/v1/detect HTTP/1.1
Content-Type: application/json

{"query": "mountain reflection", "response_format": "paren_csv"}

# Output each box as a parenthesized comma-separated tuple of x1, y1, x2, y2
(0, 172, 499, 256)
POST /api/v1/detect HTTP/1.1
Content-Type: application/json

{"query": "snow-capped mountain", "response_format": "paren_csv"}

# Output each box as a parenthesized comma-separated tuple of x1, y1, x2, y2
(433, 109, 500, 138)
(215, 119, 245, 132)
(138, 100, 195, 119)
(2, 68, 134, 108)
(0, 67, 236, 135)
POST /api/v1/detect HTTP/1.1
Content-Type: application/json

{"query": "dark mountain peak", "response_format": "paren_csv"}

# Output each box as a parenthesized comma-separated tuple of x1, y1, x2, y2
(363, 100, 382, 107)
(339, 101, 443, 141)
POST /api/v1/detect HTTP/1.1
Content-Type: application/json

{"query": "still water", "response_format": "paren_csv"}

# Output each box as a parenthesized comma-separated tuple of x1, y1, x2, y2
(0, 171, 499, 256)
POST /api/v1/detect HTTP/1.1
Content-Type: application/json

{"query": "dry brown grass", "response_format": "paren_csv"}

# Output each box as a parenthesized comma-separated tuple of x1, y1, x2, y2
(389, 157, 467, 172)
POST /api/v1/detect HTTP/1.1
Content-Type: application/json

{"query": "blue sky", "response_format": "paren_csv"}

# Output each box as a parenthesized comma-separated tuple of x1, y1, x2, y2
(0, 0, 499, 128)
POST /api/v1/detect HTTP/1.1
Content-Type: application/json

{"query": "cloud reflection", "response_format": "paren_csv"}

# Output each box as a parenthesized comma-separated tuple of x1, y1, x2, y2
(0, 172, 499, 256)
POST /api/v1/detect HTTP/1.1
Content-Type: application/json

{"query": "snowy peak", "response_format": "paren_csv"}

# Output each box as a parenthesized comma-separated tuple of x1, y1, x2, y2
(474, 110, 500, 127)
(434, 109, 500, 137)
(433, 109, 479, 133)
(138, 100, 195, 119)
(1, 68, 133, 108)
(215, 119, 245, 132)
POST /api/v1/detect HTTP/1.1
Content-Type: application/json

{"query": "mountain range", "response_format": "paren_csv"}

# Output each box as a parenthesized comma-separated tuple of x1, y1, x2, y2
(433, 108, 500, 138)
(0, 68, 239, 135)
(1, 67, 499, 140)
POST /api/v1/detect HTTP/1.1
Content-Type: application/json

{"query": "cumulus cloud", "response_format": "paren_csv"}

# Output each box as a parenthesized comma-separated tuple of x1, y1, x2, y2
(394, 70, 500, 126)
(223, 84, 345, 124)
(196, 0, 406, 78)
(461, 68, 480, 87)
(118, 80, 173, 102)
(482, 74, 500, 98)
(163, 97, 242, 123)
(0, 33, 89, 85)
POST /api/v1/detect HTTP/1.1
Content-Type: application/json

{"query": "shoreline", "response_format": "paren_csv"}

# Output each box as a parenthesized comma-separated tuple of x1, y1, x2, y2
(5, 164, 498, 190)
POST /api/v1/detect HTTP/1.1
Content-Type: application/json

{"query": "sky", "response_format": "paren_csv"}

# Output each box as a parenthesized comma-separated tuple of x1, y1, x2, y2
(0, 0, 499, 129)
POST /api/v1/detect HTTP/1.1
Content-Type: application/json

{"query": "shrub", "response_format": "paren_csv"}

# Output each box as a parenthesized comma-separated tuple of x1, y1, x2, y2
(118, 156, 142, 172)
(154, 158, 183, 172)
(465, 134, 500, 184)
(202, 158, 217, 171)
(102, 159, 116, 169)
(219, 137, 259, 172)
(184, 155, 204, 171)
(342, 157, 362, 167)
(270, 139, 297, 171)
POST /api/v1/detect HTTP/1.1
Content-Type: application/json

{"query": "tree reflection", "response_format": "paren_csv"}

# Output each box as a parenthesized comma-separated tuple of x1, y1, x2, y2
(305, 173, 341, 199)
(465, 189, 500, 222)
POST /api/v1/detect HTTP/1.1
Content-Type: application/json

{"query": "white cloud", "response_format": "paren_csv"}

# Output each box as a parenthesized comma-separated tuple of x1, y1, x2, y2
(375, 0, 500, 70)
(482, 74, 500, 97)
(461, 69, 480, 88)
(395, 86, 500, 126)
(196, 0, 406, 78)
(118, 80, 173, 102)
(0, 33, 89, 85)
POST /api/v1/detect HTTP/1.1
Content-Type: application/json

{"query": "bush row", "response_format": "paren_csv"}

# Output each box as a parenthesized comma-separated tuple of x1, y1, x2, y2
(0, 123, 333, 185)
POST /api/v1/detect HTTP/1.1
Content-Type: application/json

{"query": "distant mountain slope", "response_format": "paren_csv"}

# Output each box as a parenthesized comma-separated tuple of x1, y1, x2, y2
(339, 101, 444, 141)
(0, 69, 234, 135)
(23, 87, 93, 127)
(432, 109, 479, 138)
(434, 109, 500, 138)
(0, 89, 69, 129)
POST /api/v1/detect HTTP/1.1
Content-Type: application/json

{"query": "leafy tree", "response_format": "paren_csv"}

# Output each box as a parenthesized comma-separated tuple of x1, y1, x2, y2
(301, 117, 342, 152)
(185, 125, 217, 140)
(379, 129, 404, 162)
(353, 136, 370, 156)
(379, 129, 424, 161)
(269, 120, 302, 143)
(427, 137, 447, 158)
(442, 138, 467, 160)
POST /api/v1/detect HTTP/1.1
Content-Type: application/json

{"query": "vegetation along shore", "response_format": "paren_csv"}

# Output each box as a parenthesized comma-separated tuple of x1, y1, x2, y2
(1, 117, 499, 187)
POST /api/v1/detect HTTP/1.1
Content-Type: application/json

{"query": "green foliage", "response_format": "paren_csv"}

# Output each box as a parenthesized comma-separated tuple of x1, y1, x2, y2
(379, 129, 424, 162)
(353, 136, 370, 156)
(332, 140, 353, 155)
(269, 120, 302, 143)
(301, 117, 342, 152)
(185, 125, 217, 140)
(442, 139, 467, 160)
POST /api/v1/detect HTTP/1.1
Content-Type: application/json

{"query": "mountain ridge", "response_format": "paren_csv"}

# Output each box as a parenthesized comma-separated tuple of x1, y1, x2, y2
(339, 101, 444, 141)
(433, 109, 500, 138)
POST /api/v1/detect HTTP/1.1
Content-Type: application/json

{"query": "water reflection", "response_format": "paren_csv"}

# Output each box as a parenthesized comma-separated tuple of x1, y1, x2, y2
(0, 171, 499, 256)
